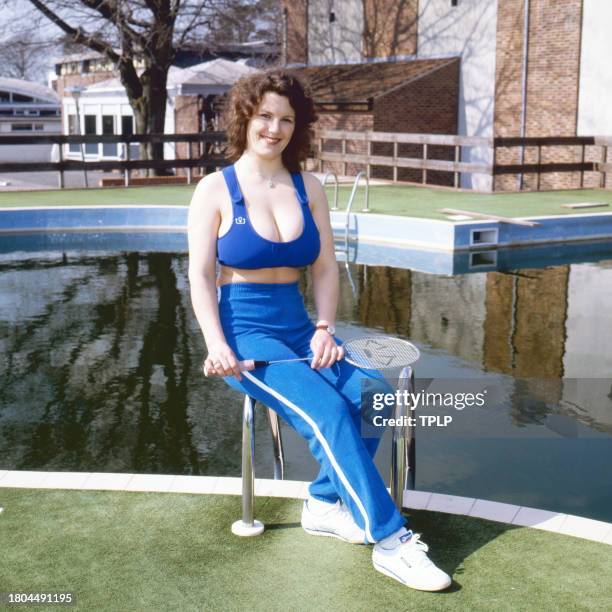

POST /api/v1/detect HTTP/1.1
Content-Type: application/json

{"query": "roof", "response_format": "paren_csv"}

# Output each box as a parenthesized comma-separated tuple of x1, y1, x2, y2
(53, 49, 120, 64)
(172, 58, 258, 86)
(290, 57, 459, 106)
(81, 58, 257, 95)
(0, 77, 60, 103)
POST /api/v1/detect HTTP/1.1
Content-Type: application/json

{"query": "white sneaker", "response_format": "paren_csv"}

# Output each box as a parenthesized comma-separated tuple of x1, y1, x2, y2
(301, 499, 366, 544)
(372, 529, 451, 592)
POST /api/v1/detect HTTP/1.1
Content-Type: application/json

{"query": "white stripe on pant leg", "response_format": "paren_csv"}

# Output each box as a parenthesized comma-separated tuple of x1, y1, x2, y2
(243, 371, 375, 543)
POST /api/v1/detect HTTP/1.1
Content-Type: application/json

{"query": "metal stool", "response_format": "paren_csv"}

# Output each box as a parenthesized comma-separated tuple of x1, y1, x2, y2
(231, 366, 416, 536)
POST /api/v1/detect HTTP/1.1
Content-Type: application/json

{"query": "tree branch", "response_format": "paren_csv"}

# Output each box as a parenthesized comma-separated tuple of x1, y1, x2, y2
(26, 0, 121, 63)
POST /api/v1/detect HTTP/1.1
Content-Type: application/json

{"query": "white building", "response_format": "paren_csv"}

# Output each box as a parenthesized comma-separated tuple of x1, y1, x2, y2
(0, 77, 61, 162)
(60, 58, 257, 162)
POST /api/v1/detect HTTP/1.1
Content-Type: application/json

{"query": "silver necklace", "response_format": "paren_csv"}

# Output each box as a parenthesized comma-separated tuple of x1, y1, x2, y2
(256, 171, 281, 188)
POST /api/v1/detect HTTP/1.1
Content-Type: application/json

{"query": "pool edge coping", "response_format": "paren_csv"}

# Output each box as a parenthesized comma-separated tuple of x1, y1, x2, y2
(0, 469, 610, 546)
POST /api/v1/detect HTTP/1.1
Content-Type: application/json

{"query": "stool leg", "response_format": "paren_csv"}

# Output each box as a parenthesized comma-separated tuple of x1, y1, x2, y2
(232, 395, 264, 536)
(266, 408, 285, 480)
(390, 366, 416, 510)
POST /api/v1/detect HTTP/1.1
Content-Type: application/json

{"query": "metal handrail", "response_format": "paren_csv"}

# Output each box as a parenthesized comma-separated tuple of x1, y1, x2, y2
(390, 366, 416, 508)
(322, 171, 339, 210)
(346, 170, 370, 214)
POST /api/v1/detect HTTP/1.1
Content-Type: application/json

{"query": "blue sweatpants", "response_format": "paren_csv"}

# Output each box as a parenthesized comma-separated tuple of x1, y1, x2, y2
(218, 282, 406, 543)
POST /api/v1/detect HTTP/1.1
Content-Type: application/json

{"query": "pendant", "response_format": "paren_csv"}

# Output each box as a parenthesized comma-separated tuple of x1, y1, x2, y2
(268, 179, 275, 188)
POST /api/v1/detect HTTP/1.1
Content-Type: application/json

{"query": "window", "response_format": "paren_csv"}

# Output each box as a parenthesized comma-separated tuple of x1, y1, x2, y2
(11, 123, 33, 131)
(0, 90, 10, 103)
(84, 114, 97, 155)
(451, 0, 458, 6)
(12, 93, 34, 103)
(102, 115, 117, 157)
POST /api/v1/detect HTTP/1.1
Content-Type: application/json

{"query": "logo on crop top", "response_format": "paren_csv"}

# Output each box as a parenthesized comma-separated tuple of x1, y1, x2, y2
(235, 216, 246, 225)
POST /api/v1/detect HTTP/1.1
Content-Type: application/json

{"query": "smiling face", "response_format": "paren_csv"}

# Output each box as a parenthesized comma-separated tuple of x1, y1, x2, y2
(245, 91, 296, 160)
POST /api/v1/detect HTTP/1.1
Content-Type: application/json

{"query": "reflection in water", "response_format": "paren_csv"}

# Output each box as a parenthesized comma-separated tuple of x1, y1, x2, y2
(1, 251, 611, 521)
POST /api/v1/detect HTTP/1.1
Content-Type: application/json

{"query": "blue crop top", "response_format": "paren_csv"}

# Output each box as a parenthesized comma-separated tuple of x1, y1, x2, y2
(217, 164, 321, 270)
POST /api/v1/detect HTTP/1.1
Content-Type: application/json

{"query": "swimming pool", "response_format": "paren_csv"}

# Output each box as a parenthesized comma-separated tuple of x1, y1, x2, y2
(1, 232, 611, 523)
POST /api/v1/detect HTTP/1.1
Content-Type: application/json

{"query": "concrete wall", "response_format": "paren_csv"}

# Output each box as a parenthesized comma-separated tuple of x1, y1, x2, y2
(417, 0, 498, 191)
(308, 0, 363, 64)
(577, 0, 612, 135)
(0, 117, 60, 162)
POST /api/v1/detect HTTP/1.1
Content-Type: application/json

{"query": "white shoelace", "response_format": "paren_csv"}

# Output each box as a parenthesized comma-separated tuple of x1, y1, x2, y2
(399, 533, 434, 568)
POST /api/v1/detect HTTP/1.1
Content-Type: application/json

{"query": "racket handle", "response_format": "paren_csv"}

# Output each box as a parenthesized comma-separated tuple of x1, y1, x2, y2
(239, 359, 267, 371)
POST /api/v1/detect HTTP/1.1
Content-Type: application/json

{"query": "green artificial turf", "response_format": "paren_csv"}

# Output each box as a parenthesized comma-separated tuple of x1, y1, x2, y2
(1, 183, 611, 222)
(1, 488, 611, 611)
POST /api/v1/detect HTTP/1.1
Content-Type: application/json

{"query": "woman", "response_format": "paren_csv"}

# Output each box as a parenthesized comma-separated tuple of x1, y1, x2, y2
(187, 69, 450, 592)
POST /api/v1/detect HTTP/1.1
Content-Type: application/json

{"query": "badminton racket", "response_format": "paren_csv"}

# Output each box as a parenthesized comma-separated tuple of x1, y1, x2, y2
(240, 336, 420, 371)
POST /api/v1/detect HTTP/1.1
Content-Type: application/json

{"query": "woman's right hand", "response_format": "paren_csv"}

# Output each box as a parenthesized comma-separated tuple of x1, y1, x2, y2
(203, 342, 243, 380)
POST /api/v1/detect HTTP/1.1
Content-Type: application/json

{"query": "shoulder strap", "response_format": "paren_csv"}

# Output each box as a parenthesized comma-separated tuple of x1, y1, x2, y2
(221, 164, 244, 206)
(290, 171, 309, 206)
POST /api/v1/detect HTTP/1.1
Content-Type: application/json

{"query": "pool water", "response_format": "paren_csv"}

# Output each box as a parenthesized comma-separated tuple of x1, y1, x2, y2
(1, 239, 611, 522)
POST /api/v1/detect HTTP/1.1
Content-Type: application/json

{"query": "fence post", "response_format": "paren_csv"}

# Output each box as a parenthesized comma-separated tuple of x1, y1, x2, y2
(536, 144, 542, 191)
(187, 137, 193, 185)
(124, 140, 131, 187)
(366, 137, 371, 180)
(393, 140, 398, 183)
(580, 143, 586, 188)
(454, 144, 460, 188)
(342, 138, 347, 177)
(57, 142, 64, 189)
(422, 143, 428, 184)
(491, 142, 497, 192)
(601, 145, 608, 189)
(318, 136, 323, 173)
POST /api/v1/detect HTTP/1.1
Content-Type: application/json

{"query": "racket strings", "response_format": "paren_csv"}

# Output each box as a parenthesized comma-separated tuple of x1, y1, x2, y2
(343, 337, 420, 369)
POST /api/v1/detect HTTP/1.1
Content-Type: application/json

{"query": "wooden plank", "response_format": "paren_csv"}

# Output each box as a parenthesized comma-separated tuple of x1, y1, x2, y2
(320, 151, 491, 174)
(315, 129, 490, 147)
(439, 208, 540, 227)
(0, 155, 227, 174)
(561, 202, 609, 209)
(0, 132, 226, 145)
(494, 136, 595, 147)
(596, 162, 612, 173)
(494, 162, 596, 175)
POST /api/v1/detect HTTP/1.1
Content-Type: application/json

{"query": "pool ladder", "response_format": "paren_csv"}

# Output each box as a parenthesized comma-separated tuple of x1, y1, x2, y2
(322, 171, 370, 297)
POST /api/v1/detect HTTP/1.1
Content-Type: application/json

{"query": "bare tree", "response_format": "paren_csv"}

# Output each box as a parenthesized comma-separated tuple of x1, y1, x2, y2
(22, 0, 222, 169)
(0, 36, 54, 82)
(206, 0, 280, 46)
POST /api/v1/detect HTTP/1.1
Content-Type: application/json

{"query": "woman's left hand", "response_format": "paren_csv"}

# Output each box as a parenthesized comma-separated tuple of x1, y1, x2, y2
(310, 329, 344, 369)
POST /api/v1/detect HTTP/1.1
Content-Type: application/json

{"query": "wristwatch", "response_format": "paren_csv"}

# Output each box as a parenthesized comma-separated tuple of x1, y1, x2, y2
(315, 320, 336, 335)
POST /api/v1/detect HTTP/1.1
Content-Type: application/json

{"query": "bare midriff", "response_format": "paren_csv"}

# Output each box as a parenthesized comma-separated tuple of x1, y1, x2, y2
(218, 265, 300, 286)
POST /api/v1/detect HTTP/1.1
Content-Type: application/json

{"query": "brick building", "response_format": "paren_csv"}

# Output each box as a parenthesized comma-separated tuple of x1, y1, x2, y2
(283, 0, 612, 191)
(291, 58, 460, 184)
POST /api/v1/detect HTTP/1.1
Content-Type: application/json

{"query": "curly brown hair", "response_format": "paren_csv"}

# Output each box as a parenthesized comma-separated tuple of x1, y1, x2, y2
(223, 68, 317, 172)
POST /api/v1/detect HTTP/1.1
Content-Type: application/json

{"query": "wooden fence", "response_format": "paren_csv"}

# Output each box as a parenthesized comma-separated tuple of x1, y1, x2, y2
(315, 129, 612, 191)
(1, 130, 610, 192)
(0, 132, 227, 187)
